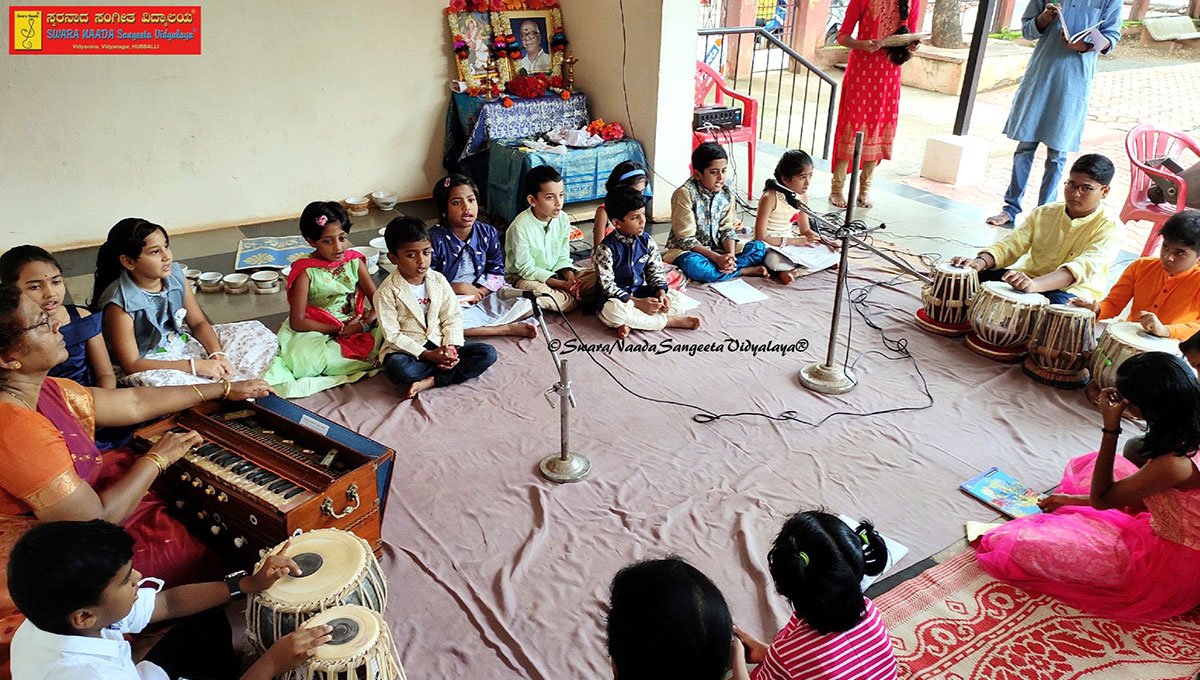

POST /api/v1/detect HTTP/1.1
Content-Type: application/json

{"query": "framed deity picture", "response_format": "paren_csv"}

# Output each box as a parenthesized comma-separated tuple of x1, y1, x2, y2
(447, 11, 497, 89)
(491, 8, 564, 83)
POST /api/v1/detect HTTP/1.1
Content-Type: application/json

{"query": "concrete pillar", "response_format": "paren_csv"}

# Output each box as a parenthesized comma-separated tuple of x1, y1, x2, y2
(787, 0, 832, 64)
(724, 0, 759, 81)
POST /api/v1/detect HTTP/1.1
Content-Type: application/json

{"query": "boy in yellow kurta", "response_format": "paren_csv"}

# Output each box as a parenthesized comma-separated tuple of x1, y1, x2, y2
(951, 154, 1121, 304)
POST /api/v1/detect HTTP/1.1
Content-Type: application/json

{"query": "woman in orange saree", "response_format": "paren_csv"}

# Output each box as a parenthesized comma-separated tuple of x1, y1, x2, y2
(0, 284, 273, 677)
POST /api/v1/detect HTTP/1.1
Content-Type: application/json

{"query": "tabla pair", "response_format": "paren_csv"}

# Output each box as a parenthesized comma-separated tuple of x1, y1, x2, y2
(248, 528, 405, 679)
(915, 263, 1181, 389)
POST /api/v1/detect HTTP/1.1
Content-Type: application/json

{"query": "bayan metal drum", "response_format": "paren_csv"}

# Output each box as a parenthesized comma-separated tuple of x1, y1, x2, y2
(293, 605, 406, 680)
(1023, 304, 1096, 388)
(1089, 321, 1182, 390)
(915, 263, 979, 337)
(247, 528, 387, 653)
(964, 282, 1048, 362)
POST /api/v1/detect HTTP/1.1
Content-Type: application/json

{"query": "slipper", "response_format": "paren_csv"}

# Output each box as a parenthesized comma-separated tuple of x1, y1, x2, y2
(985, 212, 1013, 227)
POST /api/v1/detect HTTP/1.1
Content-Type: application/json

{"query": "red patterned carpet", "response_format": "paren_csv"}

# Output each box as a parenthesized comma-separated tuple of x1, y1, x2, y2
(876, 551, 1200, 679)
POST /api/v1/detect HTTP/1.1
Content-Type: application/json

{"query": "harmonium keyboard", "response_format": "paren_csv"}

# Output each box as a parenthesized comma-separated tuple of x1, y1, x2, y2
(133, 397, 395, 558)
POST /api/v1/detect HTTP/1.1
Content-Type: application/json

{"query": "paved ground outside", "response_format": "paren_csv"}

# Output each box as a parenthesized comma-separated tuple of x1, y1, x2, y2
(884, 50, 1200, 256)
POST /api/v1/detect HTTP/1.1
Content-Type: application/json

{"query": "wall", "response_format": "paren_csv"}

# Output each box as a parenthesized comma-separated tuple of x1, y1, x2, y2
(562, 0, 699, 219)
(0, 0, 698, 250)
(0, 0, 450, 250)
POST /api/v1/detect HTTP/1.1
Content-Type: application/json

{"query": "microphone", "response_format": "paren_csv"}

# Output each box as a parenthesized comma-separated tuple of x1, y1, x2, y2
(496, 288, 546, 301)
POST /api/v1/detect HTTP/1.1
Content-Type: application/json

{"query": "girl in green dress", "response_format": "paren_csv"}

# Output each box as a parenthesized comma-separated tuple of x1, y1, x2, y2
(264, 202, 381, 398)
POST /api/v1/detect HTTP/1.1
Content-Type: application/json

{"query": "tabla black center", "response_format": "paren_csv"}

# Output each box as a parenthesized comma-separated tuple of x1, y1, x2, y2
(292, 552, 324, 577)
(326, 617, 359, 645)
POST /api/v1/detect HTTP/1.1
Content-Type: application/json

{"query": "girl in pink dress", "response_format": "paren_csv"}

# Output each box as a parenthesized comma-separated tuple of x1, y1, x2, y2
(830, 0, 921, 209)
(976, 351, 1200, 620)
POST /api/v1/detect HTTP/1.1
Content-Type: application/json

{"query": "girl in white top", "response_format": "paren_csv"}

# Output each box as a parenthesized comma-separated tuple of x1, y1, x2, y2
(755, 150, 822, 283)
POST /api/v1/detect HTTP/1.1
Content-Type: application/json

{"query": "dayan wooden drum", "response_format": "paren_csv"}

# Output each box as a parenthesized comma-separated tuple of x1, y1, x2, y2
(915, 263, 979, 337)
(1023, 304, 1096, 388)
(247, 528, 387, 653)
(964, 282, 1049, 362)
(293, 605, 406, 680)
(1089, 321, 1182, 390)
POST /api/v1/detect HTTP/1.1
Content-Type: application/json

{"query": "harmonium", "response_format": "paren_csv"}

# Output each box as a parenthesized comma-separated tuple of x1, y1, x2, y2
(134, 395, 395, 558)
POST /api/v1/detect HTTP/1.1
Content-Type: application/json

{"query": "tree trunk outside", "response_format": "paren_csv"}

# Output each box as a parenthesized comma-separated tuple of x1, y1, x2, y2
(931, 0, 965, 48)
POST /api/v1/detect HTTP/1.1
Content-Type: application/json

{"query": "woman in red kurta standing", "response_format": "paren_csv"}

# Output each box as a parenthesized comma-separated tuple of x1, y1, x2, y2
(830, 0, 921, 209)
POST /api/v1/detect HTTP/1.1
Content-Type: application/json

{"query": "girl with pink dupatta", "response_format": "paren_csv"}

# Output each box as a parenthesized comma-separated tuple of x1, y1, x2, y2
(976, 352, 1200, 620)
(0, 283, 274, 677)
(264, 201, 382, 398)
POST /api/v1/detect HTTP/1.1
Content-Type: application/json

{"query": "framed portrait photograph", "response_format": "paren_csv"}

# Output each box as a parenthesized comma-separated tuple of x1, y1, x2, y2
(492, 8, 564, 83)
(448, 11, 497, 89)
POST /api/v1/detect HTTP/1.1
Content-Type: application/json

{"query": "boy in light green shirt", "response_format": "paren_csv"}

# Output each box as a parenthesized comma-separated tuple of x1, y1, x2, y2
(504, 165, 595, 312)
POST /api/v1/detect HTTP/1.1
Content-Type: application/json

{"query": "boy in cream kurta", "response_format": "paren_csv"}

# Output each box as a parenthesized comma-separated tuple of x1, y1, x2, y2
(376, 216, 496, 399)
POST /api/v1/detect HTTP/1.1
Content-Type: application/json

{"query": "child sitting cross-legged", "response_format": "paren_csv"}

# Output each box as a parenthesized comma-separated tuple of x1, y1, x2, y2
(375, 216, 497, 400)
(429, 175, 536, 338)
(9, 519, 332, 680)
(263, 201, 381, 399)
(595, 186, 701, 338)
(664, 142, 771, 284)
(734, 511, 898, 680)
(949, 154, 1121, 304)
(504, 165, 596, 313)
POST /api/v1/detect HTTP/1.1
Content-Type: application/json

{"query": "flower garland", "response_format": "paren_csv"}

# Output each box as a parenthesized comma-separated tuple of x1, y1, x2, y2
(505, 74, 568, 99)
(446, 0, 557, 13)
(586, 119, 625, 141)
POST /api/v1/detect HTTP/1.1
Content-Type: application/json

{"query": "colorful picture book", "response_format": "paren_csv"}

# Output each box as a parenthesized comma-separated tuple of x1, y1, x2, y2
(960, 467, 1044, 519)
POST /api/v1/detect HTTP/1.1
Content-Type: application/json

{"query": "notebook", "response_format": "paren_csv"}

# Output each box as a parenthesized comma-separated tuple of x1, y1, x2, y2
(960, 467, 1044, 519)
(709, 278, 769, 305)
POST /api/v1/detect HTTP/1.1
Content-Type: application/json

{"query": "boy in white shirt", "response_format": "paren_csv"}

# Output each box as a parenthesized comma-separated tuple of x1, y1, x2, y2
(9, 520, 331, 680)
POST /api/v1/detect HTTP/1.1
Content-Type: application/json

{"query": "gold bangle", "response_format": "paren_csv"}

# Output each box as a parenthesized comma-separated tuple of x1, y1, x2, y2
(191, 384, 206, 402)
(221, 378, 232, 400)
(143, 452, 167, 476)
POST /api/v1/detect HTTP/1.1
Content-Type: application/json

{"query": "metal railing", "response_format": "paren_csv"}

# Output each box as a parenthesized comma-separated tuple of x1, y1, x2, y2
(697, 26, 838, 160)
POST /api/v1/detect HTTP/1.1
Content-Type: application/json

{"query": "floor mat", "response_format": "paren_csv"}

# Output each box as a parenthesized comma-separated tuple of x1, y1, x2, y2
(877, 550, 1200, 680)
(234, 235, 312, 270)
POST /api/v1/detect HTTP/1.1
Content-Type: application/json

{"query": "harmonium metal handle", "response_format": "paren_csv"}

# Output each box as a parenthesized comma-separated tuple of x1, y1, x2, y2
(320, 483, 360, 520)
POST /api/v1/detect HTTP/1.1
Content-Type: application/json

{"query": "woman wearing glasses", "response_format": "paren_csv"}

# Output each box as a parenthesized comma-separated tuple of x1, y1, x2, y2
(0, 283, 272, 673)
(949, 153, 1121, 305)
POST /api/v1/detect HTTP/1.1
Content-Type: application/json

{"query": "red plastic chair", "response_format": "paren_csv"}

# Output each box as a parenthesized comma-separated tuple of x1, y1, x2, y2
(1121, 124, 1200, 256)
(694, 60, 759, 200)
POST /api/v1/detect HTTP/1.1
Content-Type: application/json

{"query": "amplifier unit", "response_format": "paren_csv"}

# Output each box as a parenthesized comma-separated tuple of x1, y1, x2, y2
(693, 105, 743, 130)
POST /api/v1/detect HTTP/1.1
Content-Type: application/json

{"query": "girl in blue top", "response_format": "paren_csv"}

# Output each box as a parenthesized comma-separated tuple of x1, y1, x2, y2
(1, 246, 116, 390)
(91, 218, 278, 387)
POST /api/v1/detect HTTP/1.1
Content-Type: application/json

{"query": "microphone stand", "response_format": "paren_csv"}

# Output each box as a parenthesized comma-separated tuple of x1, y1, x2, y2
(799, 132, 866, 395)
(527, 295, 590, 483)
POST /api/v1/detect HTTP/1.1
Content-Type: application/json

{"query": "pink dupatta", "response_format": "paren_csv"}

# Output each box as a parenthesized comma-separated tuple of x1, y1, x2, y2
(286, 251, 375, 361)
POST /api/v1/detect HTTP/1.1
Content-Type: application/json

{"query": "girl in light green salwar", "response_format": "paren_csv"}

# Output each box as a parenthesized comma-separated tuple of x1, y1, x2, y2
(264, 202, 381, 398)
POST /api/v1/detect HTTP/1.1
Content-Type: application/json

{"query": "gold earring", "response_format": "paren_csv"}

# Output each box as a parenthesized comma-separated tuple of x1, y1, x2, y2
(12, 362, 19, 370)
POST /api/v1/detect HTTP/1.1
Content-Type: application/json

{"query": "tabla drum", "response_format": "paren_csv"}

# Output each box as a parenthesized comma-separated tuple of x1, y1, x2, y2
(964, 282, 1049, 362)
(292, 605, 406, 680)
(1088, 321, 1182, 390)
(248, 528, 387, 653)
(1023, 304, 1096, 388)
(915, 263, 979, 337)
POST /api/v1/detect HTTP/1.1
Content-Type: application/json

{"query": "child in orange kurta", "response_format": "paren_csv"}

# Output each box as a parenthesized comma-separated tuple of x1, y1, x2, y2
(1072, 209, 1200, 340)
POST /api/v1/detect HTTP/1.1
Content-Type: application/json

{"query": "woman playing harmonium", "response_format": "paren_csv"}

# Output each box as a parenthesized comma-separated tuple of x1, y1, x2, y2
(0, 283, 272, 674)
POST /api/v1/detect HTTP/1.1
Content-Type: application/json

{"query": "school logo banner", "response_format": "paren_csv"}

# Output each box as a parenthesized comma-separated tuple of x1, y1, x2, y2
(9, 6, 201, 54)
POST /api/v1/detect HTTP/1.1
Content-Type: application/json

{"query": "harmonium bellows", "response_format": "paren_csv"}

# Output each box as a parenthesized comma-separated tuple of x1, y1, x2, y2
(133, 398, 395, 558)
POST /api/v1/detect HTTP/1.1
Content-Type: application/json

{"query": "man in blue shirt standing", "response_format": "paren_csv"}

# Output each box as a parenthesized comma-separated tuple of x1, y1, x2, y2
(985, 0, 1122, 227)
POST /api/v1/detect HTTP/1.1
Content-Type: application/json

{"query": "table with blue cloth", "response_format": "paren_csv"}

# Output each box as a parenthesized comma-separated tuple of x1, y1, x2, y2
(486, 138, 650, 225)
(446, 91, 591, 160)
